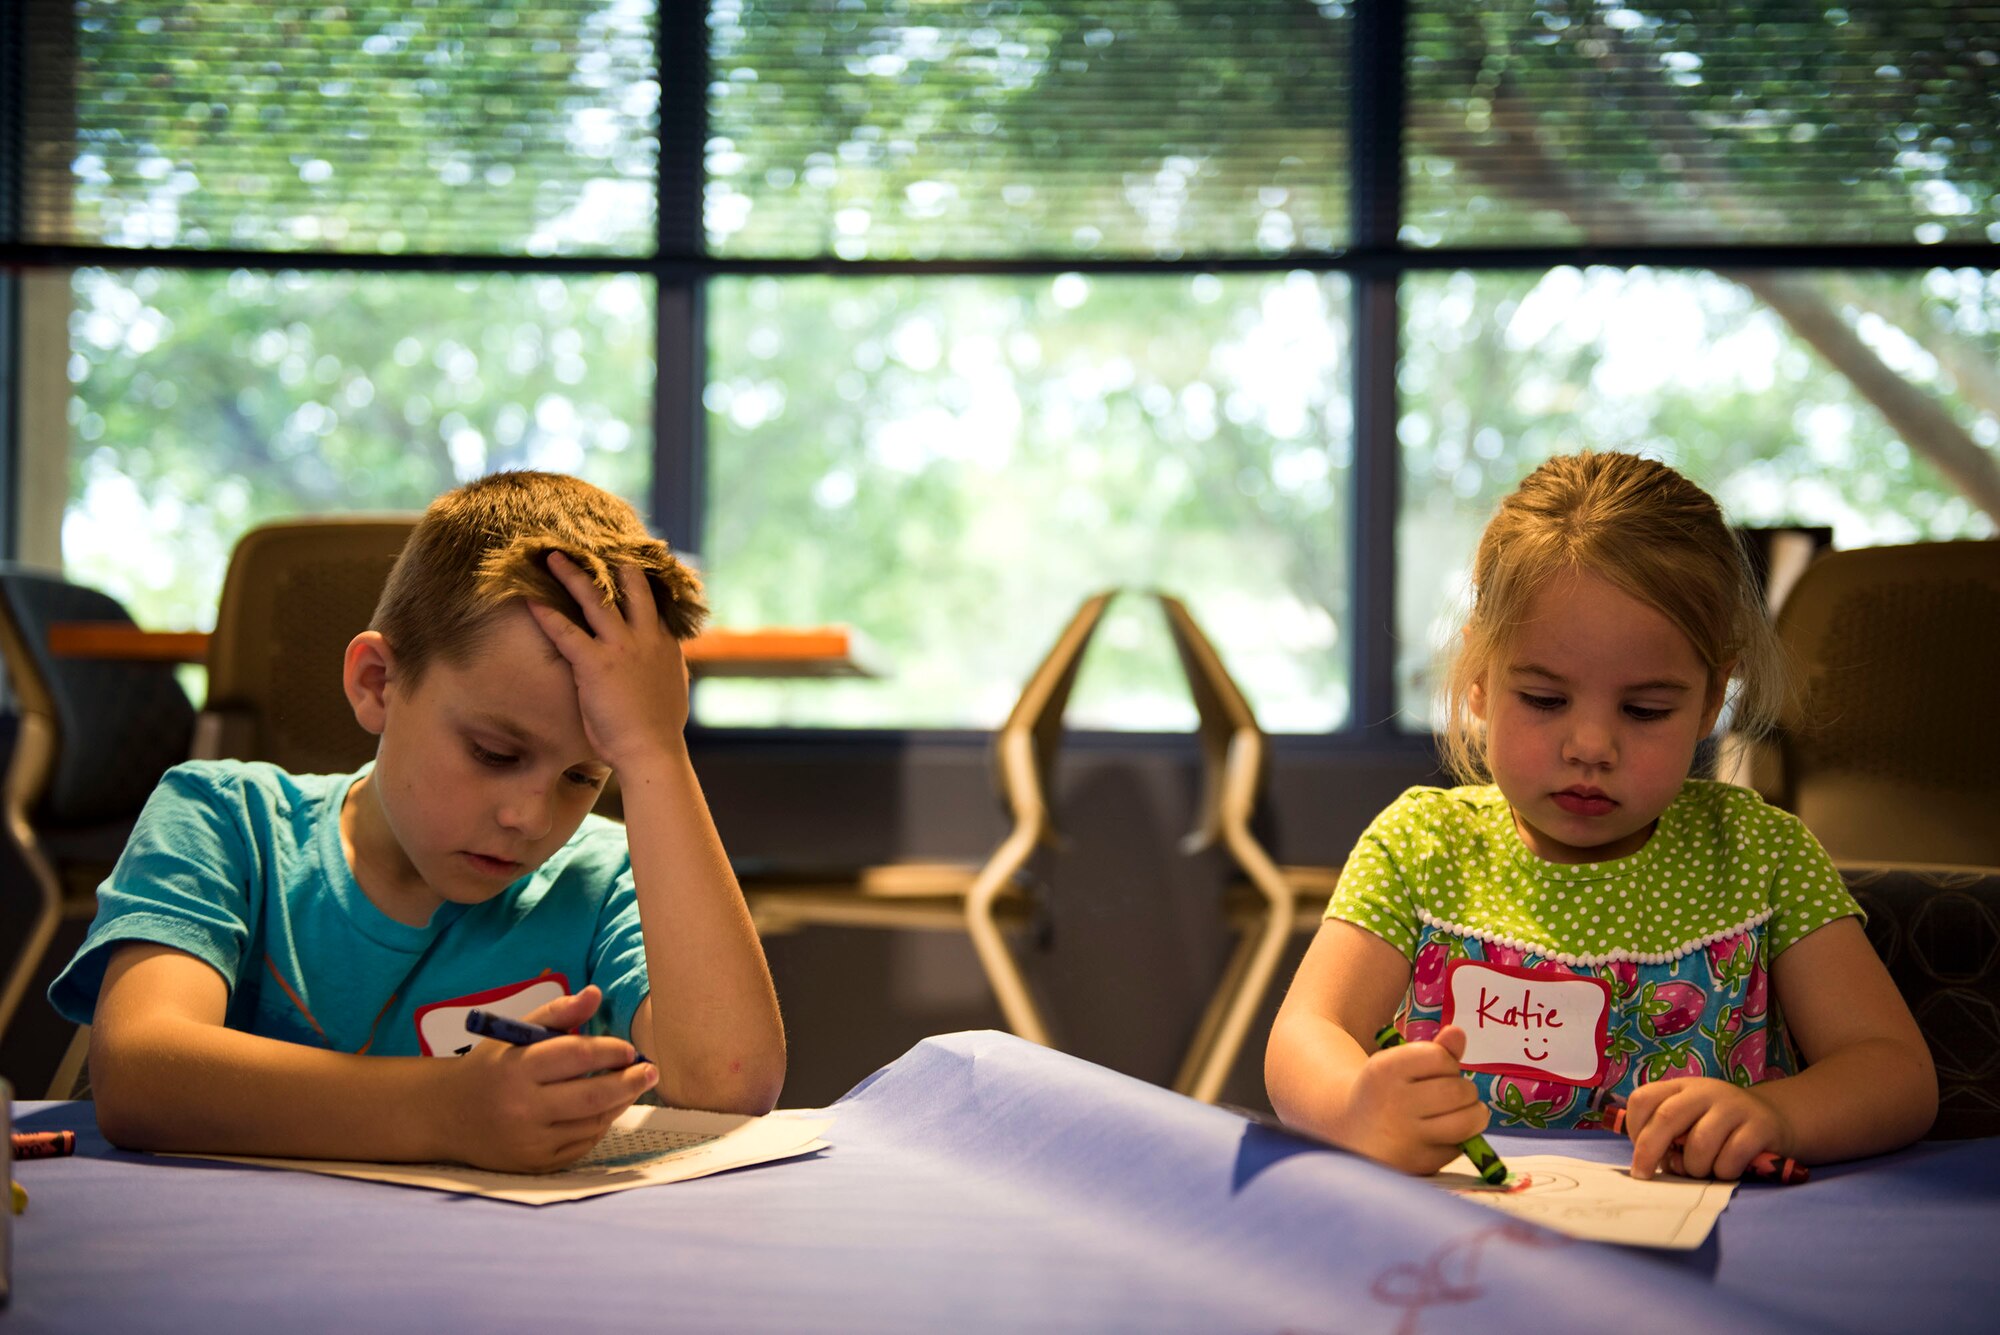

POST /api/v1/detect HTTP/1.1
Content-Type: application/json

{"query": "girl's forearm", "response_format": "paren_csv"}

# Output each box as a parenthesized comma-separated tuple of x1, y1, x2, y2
(1755, 1035, 1938, 1162)
(617, 742, 786, 1114)
(1265, 1011, 1371, 1145)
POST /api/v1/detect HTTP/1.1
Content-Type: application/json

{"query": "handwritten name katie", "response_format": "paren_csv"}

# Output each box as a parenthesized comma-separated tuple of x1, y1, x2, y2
(1445, 962, 1608, 1083)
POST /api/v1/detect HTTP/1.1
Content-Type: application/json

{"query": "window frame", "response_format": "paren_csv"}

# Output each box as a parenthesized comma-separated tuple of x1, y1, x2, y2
(1, 0, 1996, 752)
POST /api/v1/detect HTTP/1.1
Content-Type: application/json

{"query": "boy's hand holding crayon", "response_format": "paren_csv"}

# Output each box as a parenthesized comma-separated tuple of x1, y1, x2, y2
(440, 983, 657, 1174)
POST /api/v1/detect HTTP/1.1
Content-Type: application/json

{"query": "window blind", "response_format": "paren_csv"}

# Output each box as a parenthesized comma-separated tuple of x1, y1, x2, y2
(1406, 1, 2000, 247)
(16, 0, 659, 256)
(705, 0, 1354, 261)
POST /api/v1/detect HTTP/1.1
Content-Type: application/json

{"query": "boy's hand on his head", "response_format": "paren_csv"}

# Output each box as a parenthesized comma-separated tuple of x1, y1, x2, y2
(1623, 1075, 1790, 1181)
(527, 551, 691, 770)
(439, 984, 659, 1173)
(1343, 1024, 1492, 1176)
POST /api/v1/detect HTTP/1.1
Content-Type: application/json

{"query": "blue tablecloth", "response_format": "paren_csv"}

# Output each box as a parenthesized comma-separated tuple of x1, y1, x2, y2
(5, 1030, 1994, 1332)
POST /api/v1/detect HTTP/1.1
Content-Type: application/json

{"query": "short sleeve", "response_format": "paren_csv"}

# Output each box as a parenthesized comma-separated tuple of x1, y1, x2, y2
(1323, 792, 1428, 960)
(1765, 813, 1862, 956)
(585, 860, 651, 1044)
(48, 765, 260, 1024)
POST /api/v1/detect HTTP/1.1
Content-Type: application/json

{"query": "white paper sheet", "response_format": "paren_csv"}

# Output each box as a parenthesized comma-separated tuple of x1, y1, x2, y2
(166, 1105, 832, 1205)
(1429, 1152, 1737, 1249)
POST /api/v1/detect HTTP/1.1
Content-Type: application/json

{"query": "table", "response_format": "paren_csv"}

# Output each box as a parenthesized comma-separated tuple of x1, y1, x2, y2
(45, 623, 886, 678)
(6, 1030, 1995, 1332)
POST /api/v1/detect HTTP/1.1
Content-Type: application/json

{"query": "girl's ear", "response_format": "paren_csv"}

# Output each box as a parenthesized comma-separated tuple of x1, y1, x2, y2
(1700, 659, 1738, 737)
(1468, 674, 1490, 722)
(344, 631, 395, 736)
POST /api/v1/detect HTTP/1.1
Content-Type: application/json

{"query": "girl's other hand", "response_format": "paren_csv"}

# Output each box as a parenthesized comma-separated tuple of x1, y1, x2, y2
(1622, 1075, 1790, 1180)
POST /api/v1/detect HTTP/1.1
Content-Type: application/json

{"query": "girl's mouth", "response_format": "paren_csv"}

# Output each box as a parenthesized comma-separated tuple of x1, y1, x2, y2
(1552, 789, 1615, 817)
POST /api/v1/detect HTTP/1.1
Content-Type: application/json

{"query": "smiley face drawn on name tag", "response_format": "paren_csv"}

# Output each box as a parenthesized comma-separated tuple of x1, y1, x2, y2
(1441, 959, 1611, 1086)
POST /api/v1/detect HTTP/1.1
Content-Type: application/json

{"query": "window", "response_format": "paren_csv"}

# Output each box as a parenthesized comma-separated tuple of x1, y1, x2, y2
(6, 2, 1997, 737)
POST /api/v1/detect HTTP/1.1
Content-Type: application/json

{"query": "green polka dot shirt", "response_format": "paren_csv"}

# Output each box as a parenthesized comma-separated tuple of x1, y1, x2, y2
(1326, 779, 1860, 968)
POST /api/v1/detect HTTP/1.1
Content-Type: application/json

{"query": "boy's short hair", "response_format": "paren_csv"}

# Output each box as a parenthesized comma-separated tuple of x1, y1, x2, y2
(371, 470, 707, 685)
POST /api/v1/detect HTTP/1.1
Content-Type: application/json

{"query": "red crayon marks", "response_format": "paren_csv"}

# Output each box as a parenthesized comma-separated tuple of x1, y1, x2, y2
(12, 1129, 76, 1160)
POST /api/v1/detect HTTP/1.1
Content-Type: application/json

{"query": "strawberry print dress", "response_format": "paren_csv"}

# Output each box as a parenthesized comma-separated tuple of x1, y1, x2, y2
(1325, 780, 1860, 1129)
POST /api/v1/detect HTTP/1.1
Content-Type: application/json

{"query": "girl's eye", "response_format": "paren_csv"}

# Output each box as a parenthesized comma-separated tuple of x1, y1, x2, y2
(1625, 705, 1671, 722)
(1519, 693, 1564, 711)
(470, 743, 515, 767)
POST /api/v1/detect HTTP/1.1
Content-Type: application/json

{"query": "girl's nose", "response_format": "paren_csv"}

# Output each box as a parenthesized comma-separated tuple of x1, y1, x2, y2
(1563, 718, 1616, 767)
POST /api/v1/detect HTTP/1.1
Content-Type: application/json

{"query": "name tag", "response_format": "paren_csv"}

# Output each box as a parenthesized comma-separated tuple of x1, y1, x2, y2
(1441, 959, 1610, 1086)
(413, 973, 572, 1057)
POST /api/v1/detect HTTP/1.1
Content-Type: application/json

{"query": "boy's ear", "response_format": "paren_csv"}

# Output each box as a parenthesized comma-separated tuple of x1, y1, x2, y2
(344, 631, 395, 736)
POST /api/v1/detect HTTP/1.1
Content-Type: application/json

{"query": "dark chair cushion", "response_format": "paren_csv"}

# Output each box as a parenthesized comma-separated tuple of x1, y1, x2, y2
(1844, 863, 2000, 1140)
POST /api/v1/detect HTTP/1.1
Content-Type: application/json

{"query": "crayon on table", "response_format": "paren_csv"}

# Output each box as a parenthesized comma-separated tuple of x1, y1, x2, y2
(1373, 1024, 1511, 1186)
(1601, 1100, 1809, 1184)
(11, 1130, 76, 1160)
(9, 1181, 25, 1214)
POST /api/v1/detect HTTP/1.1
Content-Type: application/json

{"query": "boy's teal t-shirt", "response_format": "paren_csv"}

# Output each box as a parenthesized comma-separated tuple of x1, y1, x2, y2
(50, 760, 651, 1056)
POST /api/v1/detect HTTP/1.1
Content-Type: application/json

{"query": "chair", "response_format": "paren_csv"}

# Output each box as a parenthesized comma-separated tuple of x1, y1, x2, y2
(194, 516, 419, 775)
(1738, 540, 2000, 866)
(1155, 592, 1342, 1104)
(741, 591, 1115, 1047)
(0, 565, 197, 1093)
(1841, 861, 2000, 1140)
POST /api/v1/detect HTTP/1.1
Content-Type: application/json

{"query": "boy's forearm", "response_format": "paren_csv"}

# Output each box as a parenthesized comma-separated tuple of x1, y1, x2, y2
(92, 1019, 452, 1162)
(616, 740, 786, 1114)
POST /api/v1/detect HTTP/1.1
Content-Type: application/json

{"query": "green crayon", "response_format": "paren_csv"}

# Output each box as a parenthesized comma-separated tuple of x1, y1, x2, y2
(1374, 1024, 1511, 1186)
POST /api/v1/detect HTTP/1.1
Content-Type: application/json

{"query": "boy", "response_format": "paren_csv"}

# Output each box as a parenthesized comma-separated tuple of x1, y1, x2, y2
(50, 471, 785, 1172)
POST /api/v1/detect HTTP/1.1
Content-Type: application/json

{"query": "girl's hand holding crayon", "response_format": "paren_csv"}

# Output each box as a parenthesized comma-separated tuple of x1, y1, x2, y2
(1342, 1024, 1495, 1176)
(439, 984, 658, 1174)
(1617, 1076, 1797, 1182)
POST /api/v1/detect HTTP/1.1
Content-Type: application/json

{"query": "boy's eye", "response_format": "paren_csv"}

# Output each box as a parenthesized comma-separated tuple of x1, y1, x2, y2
(470, 743, 516, 767)
(566, 769, 607, 789)
(1519, 693, 1564, 711)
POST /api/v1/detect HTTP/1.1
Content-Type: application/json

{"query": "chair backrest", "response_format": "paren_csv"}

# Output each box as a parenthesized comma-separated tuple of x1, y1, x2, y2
(1770, 540, 2000, 865)
(198, 516, 419, 776)
(990, 591, 1115, 845)
(1841, 861, 2000, 1140)
(1154, 592, 1267, 858)
(0, 565, 196, 829)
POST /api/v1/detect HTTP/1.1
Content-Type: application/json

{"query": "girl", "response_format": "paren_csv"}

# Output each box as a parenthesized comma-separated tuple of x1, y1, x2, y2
(1266, 451, 1935, 1181)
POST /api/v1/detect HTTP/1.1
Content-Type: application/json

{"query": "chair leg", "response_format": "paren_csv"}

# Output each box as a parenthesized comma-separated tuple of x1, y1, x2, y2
(48, 1024, 90, 1100)
(1172, 911, 1265, 1098)
(964, 841, 1053, 1047)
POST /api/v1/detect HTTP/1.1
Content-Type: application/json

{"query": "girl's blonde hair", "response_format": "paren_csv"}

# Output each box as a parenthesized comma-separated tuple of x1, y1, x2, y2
(372, 469, 707, 686)
(1436, 451, 1787, 784)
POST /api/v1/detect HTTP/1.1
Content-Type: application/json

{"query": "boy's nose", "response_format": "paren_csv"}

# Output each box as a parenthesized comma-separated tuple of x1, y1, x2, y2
(497, 783, 555, 839)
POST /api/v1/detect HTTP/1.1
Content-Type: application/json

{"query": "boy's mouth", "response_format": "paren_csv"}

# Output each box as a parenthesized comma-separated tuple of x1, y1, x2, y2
(1552, 787, 1615, 817)
(463, 851, 524, 878)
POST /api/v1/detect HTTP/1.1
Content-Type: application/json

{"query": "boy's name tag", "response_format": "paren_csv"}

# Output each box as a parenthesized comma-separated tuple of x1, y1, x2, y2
(414, 973, 572, 1057)
(1441, 960, 1611, 1086)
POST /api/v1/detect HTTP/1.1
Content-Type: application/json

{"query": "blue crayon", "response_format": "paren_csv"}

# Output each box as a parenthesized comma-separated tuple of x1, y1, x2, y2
(1374, 1024, 1510, 1186)
(465, 1009, 650, 1068)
